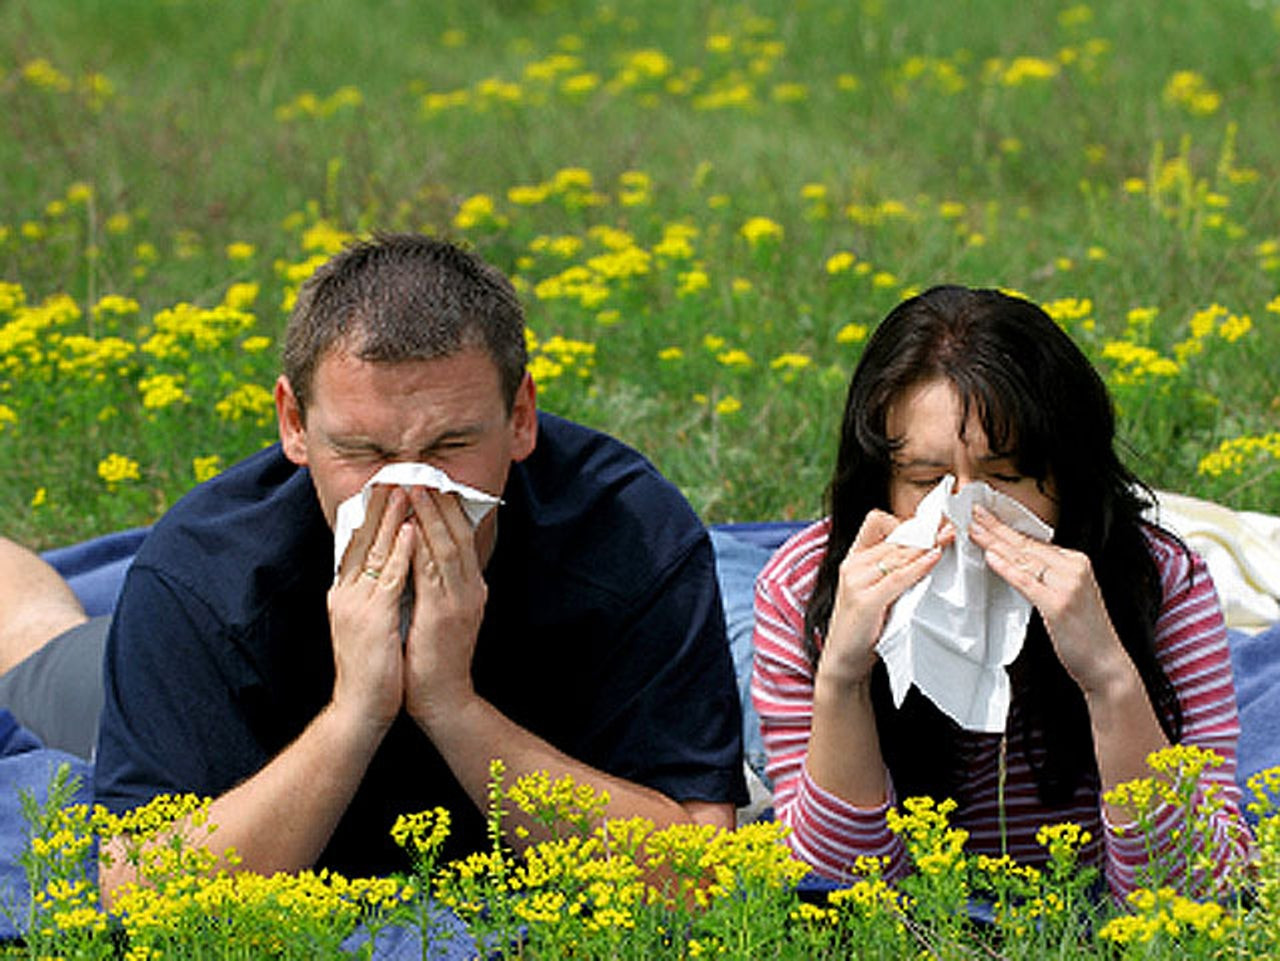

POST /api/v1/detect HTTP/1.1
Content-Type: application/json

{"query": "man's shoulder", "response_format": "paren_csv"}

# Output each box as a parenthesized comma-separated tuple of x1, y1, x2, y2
(131, 444, 329, 612)
(509, 414, 707, 592)
(530, 412, 701, 521)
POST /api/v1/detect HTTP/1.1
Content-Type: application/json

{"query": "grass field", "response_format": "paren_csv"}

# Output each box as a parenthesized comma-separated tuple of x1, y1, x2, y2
(3, 0, 1279, 548)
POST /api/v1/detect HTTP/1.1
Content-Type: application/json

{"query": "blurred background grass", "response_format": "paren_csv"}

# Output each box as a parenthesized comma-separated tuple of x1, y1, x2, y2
(3, 0, 1279, 548)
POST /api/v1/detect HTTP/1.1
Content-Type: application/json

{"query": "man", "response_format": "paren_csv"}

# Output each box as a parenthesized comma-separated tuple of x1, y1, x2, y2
(93, 234, 746, 896)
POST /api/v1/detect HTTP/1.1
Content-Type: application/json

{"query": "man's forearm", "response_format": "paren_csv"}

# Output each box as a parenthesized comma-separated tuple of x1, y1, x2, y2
(100, 700, 386, 905)
(417, 695, 734, 846)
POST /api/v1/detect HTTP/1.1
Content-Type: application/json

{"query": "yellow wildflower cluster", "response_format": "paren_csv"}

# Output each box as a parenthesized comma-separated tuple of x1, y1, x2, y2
(453, 193, 507, 231)
(1099, 886, 1233, 946)
(1041, 296, 1094, 329)
(506, 768, 611, 836)
(0, 293, 82, 375)
(214, 383, 275, 426)
(739, 216, 784, 246)
(885, 796, 969, 877)
(92, 294, 141, 322)
(97, 453, 141, 487)
(391, 807, 452, 857)
(1101, 340, 1180, 384)
(144, 302, 256, 358)
(990, 55, 1060, 87)
(192, 454, 222, 483)
(1163, 70, 1221, 116)
(1035, 821, 1092, 863)
(526, 332, 596, 388)
(138, 373, 188, 410)
(1197, 433, 1280, 478)
(274, 85, 363, 121)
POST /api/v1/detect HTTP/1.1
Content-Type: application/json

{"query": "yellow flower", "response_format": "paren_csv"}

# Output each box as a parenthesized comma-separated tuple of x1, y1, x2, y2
(300, 219, 352, 254)
(139, 373, 188, 409)
(21, 58, 72, 91)
(826, 251, 856, 275)
(214, 383, 275, 425)
(716, 348, 753, 368)
(1042, 297, 1093, 325)
(677, 269, 710, 297)
(1198, 433, 1280, 478)
(225, 241, 255, 261)
(92, 295, 141, 321)
(739, 216, 784, 245)
(31, 487, 46, 508)
(0, 404, 16, 432)
(1163, 70, 1221, 115)
(241, 335, 271, 353)
(836, 322, 867, 344)
(552, 167, 594, 192)
(999, 56, 1059, 86)
(98, 453, 141, 486)
(192, 455, 222, 483)
(508, 184, 550, 205)
(658, 347, 684, 361)
(770, 352, 811, 371)
(715, 396, 742, 416)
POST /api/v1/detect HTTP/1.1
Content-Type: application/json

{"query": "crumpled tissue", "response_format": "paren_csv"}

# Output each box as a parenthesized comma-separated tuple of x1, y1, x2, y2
(332, 463, 501, 579)
(875, 475, 1054, 733)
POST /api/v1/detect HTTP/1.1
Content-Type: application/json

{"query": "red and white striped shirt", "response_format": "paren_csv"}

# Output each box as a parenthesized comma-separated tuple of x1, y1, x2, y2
(751, 518, 1251, 899)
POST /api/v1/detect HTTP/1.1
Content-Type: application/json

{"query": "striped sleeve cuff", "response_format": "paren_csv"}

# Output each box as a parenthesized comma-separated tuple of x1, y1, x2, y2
(777, 762, 908, 882)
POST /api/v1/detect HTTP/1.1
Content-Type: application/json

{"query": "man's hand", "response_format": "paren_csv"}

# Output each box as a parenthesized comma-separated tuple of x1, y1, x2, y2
(403, 486, 488, 726)
(328, 485, 415, 731)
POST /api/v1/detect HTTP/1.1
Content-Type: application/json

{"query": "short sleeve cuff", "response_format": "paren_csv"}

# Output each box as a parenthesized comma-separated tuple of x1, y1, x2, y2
(779, 762, 903, 881)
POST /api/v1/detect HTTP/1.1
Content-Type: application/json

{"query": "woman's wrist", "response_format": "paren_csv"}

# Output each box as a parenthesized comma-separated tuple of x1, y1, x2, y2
(813, 664, 876, 707)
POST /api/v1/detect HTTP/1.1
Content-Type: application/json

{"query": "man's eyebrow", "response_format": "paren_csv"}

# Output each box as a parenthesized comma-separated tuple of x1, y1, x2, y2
(326, 423, 488, 453)
(422, 423, 487, 445)
(326, 434, 388, 452)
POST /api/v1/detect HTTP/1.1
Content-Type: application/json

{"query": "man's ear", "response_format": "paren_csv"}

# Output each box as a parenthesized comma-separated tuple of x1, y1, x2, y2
(275, 375, 309, 466)
(509, 372, 538, 463)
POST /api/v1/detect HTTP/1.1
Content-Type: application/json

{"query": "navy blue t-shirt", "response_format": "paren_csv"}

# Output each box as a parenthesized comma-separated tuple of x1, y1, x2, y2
(93, 413, 747, 876)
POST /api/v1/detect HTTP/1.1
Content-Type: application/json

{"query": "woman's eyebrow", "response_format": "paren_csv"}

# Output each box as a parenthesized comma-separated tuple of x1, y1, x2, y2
(892, 455, 951, 469)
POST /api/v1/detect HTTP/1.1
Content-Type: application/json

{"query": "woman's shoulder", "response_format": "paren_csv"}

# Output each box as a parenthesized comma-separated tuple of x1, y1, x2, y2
(757, 518, 832, 594)
(1140, 520, 1213, 605)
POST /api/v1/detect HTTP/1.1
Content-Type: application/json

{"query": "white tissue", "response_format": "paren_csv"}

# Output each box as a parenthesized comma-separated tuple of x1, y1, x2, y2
(332, 463, 502, 579)
(875, 475, 1054, 733)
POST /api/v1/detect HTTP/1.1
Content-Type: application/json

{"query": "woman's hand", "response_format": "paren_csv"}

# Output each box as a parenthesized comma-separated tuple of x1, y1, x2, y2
(968, 504, 1134, 697)
(818, 510, 947, 688)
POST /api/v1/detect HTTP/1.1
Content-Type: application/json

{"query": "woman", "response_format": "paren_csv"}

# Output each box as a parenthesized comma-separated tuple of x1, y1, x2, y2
(752, 285, 1248, 899)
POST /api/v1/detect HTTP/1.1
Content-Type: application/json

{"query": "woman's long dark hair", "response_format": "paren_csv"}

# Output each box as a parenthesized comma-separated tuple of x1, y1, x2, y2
(804, 286, 1183, 804)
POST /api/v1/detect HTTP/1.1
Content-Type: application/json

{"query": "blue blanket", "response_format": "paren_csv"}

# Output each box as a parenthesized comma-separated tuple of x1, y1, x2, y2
(0, 711, 93, 940)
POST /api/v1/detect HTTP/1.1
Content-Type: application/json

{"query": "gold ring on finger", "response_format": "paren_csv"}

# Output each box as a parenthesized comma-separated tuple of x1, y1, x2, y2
(1035, 565, 1048, 584)
(877, 560, 892, 578)
(362, 567, 381, 580)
